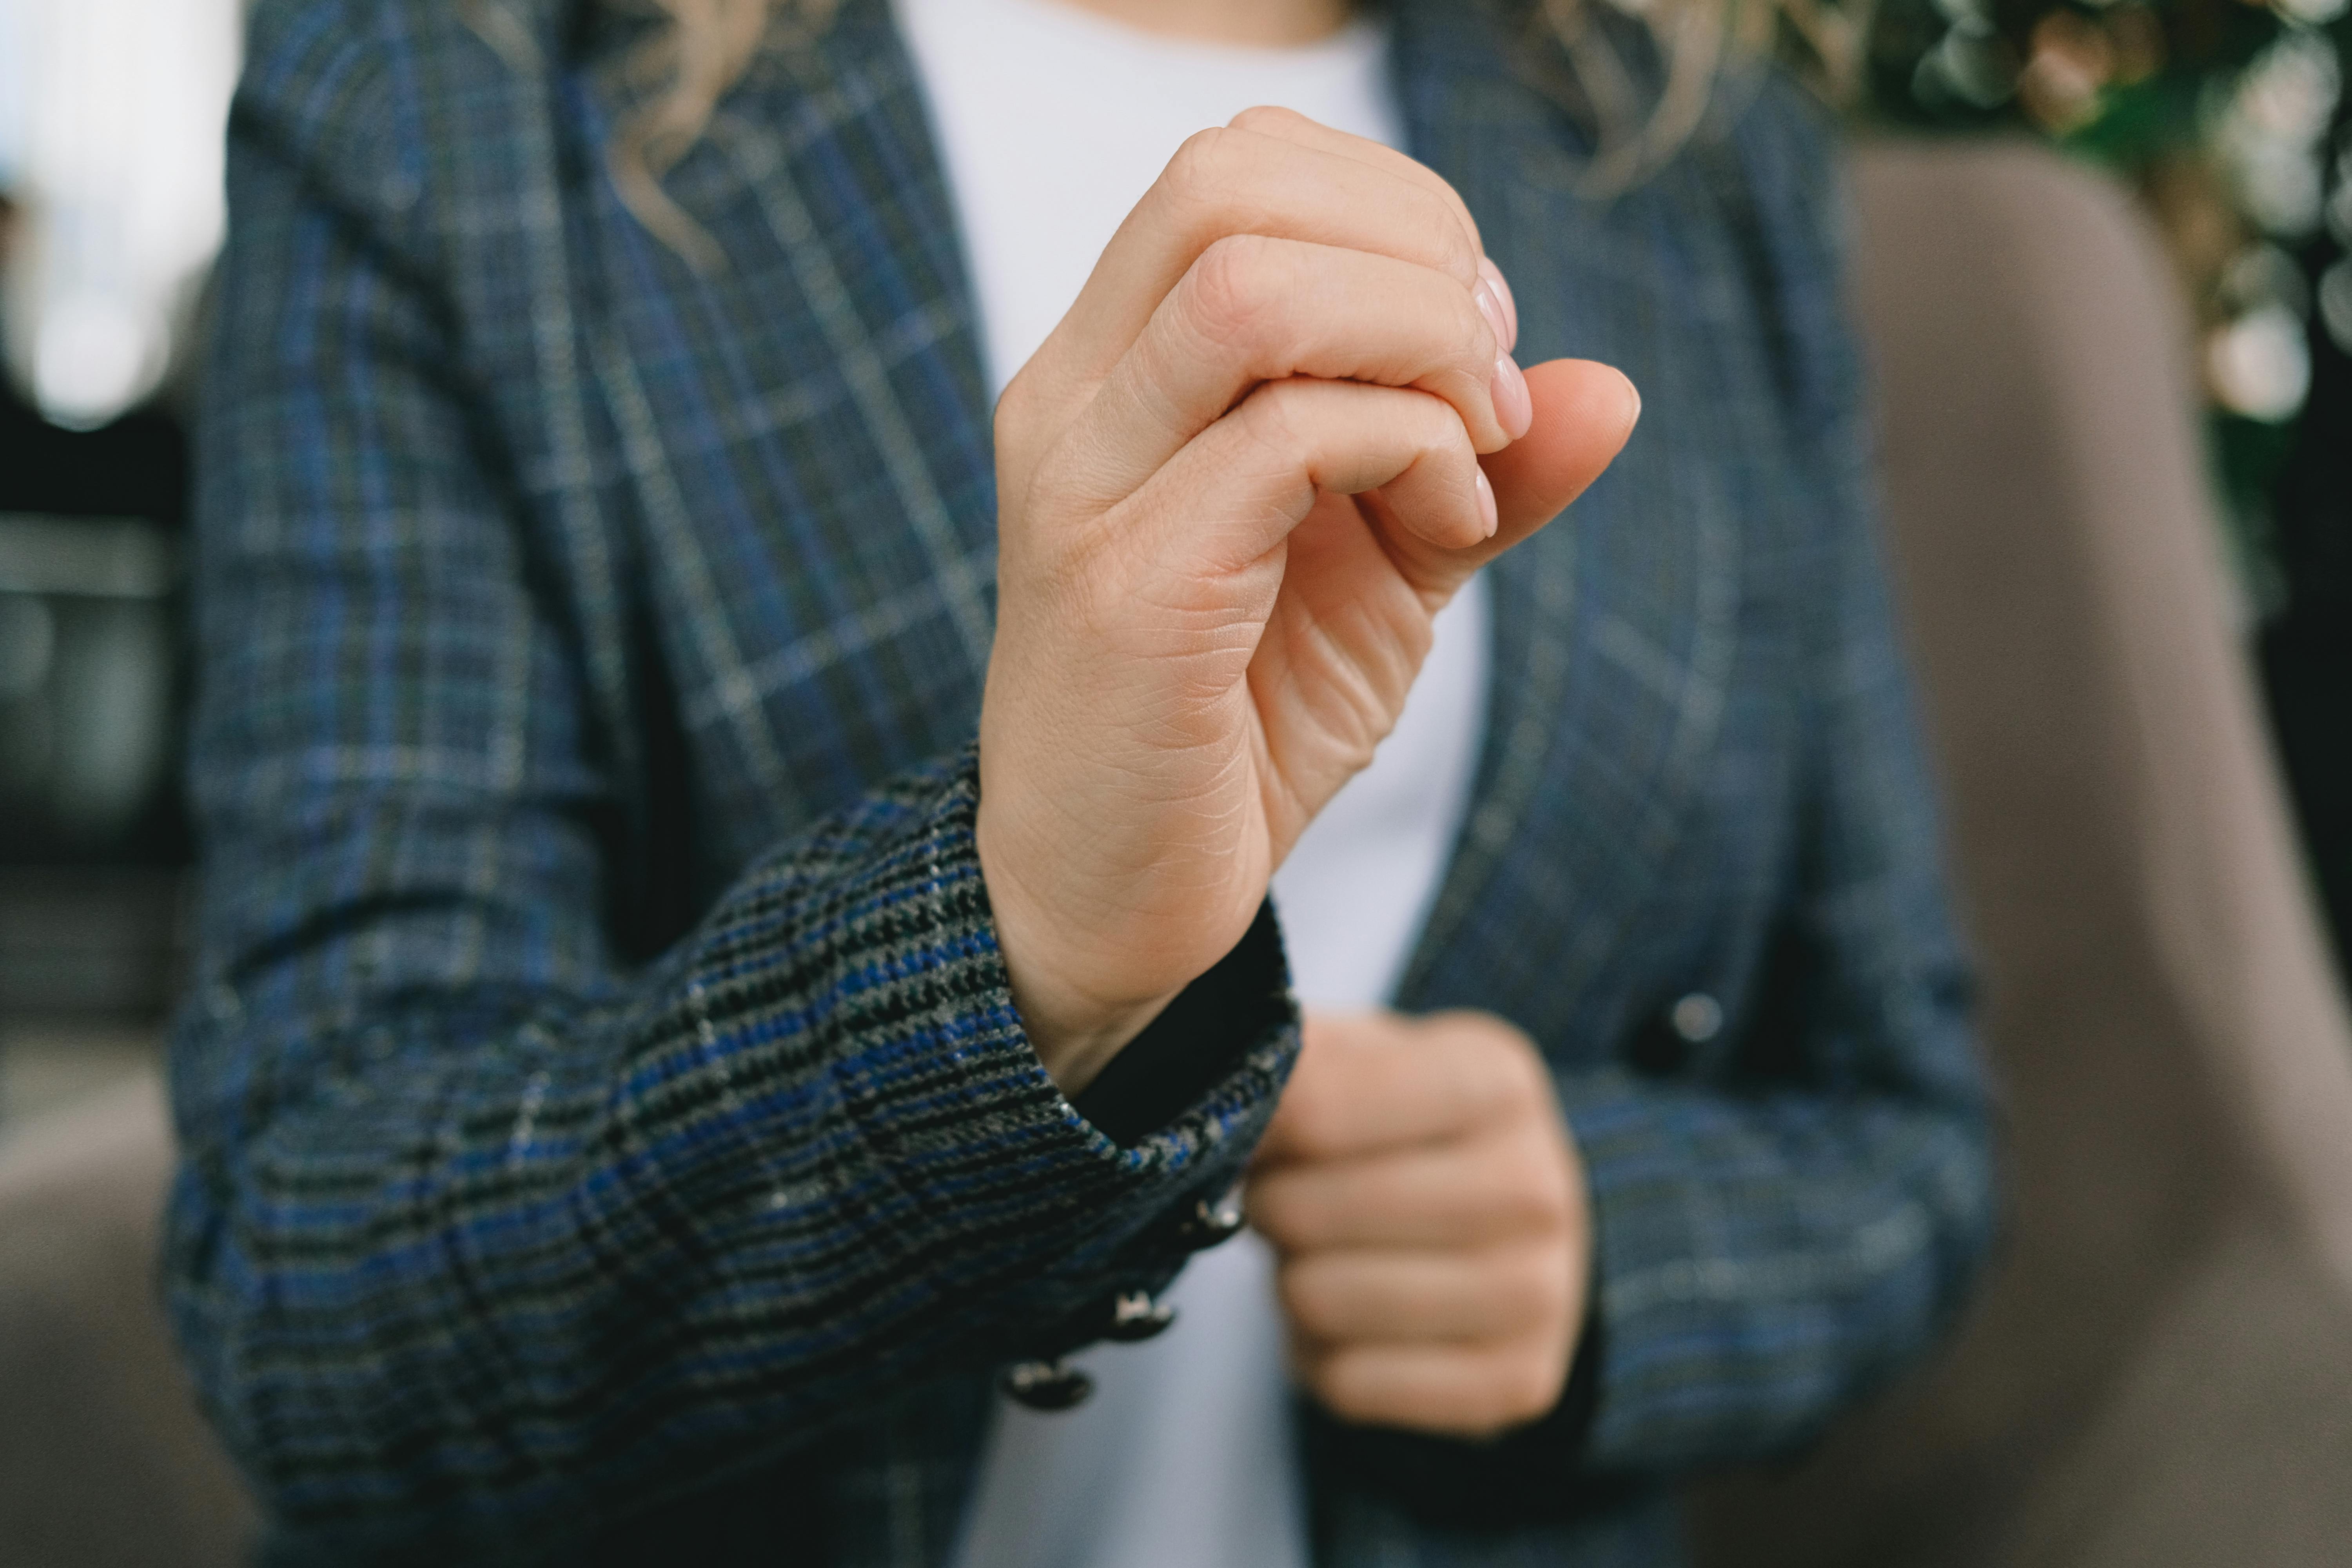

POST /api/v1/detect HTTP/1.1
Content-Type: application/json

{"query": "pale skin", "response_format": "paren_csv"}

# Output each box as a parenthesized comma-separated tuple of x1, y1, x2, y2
(1249, 1010, 1594, 1436)
(975, 0, 1633, 1436)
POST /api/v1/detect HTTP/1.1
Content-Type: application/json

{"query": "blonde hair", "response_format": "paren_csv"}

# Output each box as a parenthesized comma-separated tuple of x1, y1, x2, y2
(526, 0, 1864, 267)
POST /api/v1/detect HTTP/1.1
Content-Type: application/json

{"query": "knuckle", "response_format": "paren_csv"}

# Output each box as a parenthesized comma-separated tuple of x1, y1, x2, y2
(1294, 1063, 1359, 1133)
(992, 368, 1039, 446)
(1486, 1183, 1566, 1243)
(1482, 1353, 1558, 1428)
(1427, 193, 1482, 283)
(1477, 1021, 1550, 1098)
(1522, 1251, 1575, 1326)
(1184, 233, 1284, 352)
(1516, 1060, 1558, 1112)
(1309, 1368, 1358, 1420)
(1277, 1261, 1346, 1336)
(1452, 1036, 1529, 1120)
(1497, 1118, 1560, 1174)
(1458, 296, 1496, 369)
(1228, 103, 1304, 138)
(1514, 1155, 1576, 1231)
(1313, 1356, 1384, 1425)
(1236, 364, 1307, 425)
(1434, 1007, 1501, 1049)
(1508, 1358, 1561, 1422)
(1162, 127, 1234, 210)
(1487, 1247, 1559, 1325)
(1432, 178, 1484, 259)
(1279, 1094, 1354, 1163)
(1245, 1178, 1309, 1247)
(1380, 385, 1452, 463)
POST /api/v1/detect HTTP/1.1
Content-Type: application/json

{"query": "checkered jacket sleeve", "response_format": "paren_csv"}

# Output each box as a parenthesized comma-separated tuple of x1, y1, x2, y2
(163, 32, 1292, 1554)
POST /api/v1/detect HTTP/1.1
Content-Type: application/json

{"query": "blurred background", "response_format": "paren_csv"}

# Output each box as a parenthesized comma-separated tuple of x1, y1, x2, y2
(0, 0, 235, 1123)
(1860, 0, 2352, 978)
(0, 1, 2348, 1563)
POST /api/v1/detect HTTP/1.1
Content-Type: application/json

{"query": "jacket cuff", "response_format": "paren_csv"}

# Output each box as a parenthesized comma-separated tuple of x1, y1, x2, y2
(1071, 900, 1293, 1147)
(645, 747, 1299, 1344)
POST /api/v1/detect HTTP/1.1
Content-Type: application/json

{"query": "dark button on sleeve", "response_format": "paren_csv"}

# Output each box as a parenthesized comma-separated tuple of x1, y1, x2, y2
(999, 1359, 1094, 1411)
(1172, 1188, 1246, 1250)
(1102, 1289, 1178, 1342)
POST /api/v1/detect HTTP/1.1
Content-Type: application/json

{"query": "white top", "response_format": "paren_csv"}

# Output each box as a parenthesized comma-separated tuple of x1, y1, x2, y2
(894, 2, 1492, 1563)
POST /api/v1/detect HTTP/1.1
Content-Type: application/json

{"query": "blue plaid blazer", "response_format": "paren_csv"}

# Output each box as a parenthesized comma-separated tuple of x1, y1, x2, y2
(168, 0, 1996, 1563)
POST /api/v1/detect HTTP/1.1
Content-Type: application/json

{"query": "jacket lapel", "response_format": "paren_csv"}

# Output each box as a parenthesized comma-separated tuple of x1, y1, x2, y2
(1387, 0, 1738, 1042)
(572, 0, 999, 859)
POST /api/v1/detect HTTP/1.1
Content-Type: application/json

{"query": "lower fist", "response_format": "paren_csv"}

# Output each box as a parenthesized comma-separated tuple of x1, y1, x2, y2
(1245, 1008, 1592, 1438)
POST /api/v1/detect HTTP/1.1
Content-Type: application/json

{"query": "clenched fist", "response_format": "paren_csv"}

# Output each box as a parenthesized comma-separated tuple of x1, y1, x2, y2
(1247, 1009, 1592, 1438)
(975, 107, 1640, 1089)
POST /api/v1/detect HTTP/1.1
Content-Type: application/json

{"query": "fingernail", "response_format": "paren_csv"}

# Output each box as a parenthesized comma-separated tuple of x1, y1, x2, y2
(1492, 353, 1533, 442)
(1475, 465, 1499, 538)
(1478, 258, 1519, 352)
(1473, 277, 1511, 356)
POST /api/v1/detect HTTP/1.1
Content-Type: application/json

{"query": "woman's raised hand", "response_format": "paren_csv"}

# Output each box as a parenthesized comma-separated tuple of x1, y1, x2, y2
(978, 107, 1640, 1090)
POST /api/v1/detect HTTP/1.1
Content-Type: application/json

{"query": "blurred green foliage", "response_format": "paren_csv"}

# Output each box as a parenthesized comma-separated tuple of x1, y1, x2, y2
(1852, 0, 2350, 612)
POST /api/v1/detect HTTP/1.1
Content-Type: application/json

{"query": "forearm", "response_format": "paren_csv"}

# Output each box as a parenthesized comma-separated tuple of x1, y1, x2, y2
(167, 751, 1295, 1548)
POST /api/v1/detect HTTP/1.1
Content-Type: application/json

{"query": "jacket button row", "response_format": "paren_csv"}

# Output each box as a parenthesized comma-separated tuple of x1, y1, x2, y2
(1104, 1289, 1178, 1342)
(1000, 1359, 1093, 1411)
(1174, 1189, 1245, 1249)
(999, 1189, 1234, 1412)
(997, 1290, 1175, 1411)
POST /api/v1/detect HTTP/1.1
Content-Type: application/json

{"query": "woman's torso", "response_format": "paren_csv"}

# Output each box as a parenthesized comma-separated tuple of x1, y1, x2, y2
(227, 0, 1851, 1558)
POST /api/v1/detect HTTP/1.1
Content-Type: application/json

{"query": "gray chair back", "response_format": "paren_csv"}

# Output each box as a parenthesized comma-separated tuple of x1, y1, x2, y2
(1692, 137, 2352, 1568)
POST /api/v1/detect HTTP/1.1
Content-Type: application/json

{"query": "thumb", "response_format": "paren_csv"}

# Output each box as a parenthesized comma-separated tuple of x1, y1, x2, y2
(1485, 359, 1639, 546)
(1382, 358, 1640, 598)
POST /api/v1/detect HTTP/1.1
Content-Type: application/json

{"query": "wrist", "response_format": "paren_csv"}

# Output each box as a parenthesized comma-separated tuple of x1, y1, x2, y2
(976, 811, 1176, 1093)
(1007, 965, 1175, 1096)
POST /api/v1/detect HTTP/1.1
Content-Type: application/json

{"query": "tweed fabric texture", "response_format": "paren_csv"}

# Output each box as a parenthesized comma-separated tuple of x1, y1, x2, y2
(170, 0, 1998, 1563)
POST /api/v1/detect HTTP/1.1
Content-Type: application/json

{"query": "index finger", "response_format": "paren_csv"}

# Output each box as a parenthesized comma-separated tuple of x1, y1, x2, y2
(1018, 123, 1486, 410)
(1256, 1010, 1530, 1167)
(1374, 358, 1642, 609)
(1226, 105, 1486, 267)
